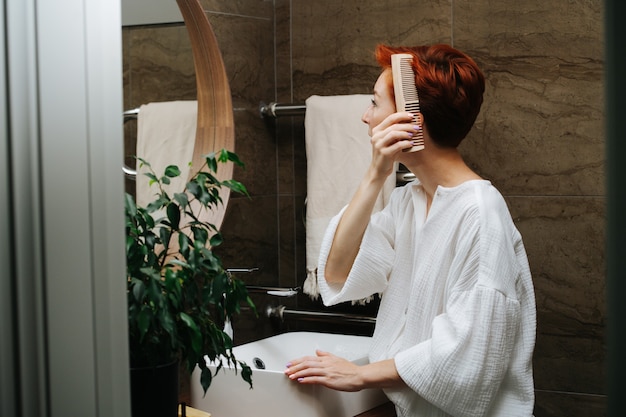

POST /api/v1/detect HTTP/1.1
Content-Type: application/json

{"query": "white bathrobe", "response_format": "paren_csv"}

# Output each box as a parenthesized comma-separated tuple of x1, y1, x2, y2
(317, 180, 536, 417)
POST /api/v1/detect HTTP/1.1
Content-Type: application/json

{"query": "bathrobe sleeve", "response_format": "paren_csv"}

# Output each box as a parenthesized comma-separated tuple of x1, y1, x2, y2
(317, 203, 396, 306)
(394, 190, 526, 416)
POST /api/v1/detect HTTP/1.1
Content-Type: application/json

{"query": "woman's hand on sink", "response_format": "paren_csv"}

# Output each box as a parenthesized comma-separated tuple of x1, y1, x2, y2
(284, 350, 405, 392)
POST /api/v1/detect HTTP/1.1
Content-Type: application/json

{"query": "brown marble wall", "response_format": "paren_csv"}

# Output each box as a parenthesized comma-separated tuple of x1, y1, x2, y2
(123, 0, 606, 415)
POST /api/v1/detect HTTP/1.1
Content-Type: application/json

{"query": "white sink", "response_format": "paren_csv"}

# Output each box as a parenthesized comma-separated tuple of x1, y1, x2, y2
(190, 332, 388, 417)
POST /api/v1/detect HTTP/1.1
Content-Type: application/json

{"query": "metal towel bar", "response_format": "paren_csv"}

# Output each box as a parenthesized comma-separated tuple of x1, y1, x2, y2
(123, 108, 140, 178)
(266, 305, 376, 325)
(247, 286, 300, 297)
(259, 102, 306, 118)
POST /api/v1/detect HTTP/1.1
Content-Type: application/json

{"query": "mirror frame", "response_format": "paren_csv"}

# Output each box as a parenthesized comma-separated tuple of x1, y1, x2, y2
(177, 0, 235, 231)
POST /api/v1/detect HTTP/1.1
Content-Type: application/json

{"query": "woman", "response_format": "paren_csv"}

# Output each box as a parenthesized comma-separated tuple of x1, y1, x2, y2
(284, 44, 536, 417)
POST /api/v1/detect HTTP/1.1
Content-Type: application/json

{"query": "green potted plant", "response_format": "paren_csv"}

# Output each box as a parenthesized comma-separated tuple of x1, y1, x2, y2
(125, 149, 254, 417)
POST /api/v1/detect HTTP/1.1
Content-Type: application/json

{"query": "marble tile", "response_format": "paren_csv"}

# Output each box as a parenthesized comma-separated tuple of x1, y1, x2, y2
(293, 120, 307, 193)
(292, 0, 452, 73)
(278, 195, 297, 287)
(267, 0, 294, 103)
(206, 13, 274, 109)
(231, 110, 277, 196)
(294, 189, 307, 286)
(534, 390, 607, 417)
(127, 24, 197, 106)
(217, 194, 278, 287)
(290, 0, 451, 100)
(508, 196, 606, 394)
(200, 0, 273, 20)
(275, 0, 293, 102)
(274, 119, 306, 289)
(275, 118, 295, 195)
(454, 0, 605, 197)
(453, 0, 603, 61)
(122, 28, 131, 108)
(458, 54, 604, 197)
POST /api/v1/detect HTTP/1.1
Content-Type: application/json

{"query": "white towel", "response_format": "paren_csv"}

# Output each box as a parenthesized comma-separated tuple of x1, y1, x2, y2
(136, 101, 197, 208)
(304, 95, 396, 300)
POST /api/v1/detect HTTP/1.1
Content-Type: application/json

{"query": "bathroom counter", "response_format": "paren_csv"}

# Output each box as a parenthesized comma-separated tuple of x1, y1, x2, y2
(355, 401, 397, 417)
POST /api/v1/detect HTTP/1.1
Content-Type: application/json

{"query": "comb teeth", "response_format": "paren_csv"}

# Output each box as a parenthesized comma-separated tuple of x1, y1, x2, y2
(398, 60, 419, 102)
(391, 54, 424, 152)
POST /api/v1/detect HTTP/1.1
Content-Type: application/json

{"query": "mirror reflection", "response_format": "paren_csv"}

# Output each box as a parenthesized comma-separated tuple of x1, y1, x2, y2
(121, 1, 605, 416)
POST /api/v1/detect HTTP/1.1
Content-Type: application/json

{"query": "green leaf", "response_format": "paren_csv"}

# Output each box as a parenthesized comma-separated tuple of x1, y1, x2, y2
(217, 148, 229, 163)
(200, 367, 213, 394)
(144, 233, 156, 250)
(124, 193, 137, 218)
(179, 312, 202, 353)
(239, 361, 253, 389)
(222, 179, 249, 196)
(167, 259, 190, 269)
(192, 227, 209, 245)
(158, 308, 176, 337)
(205, 153, 218, 173)
(186, 181, 200, 199)
(137, 157, 151, 168)
(131, 279, 145, 302)
(209, 232, 223, 247)
(146, 195, 168, 212)
(178, 232, 191, 257)
(221, 149, 245, 168)
(166, 203, 180, 230)
(164, 165, 181, 178)
(137, 308, 151, 340)
(144, 172, 159, 183)
(173, 192, 189, 208)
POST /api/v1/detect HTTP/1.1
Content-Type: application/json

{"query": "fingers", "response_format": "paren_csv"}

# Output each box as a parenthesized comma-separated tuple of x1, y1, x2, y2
(284, 351, 362, 391)
(371, 111, 422, 156)
(285, 350, 326, 371)
(373, 111, 415, 132)
(285, 350, 325, 368)
(284, 351, 335, 380)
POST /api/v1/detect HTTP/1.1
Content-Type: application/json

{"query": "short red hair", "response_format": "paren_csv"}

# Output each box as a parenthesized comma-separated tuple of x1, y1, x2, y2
(375, 44, 485, 148)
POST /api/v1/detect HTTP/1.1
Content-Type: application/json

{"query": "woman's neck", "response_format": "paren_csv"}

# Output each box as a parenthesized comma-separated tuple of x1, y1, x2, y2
(402, 145, 482, 201)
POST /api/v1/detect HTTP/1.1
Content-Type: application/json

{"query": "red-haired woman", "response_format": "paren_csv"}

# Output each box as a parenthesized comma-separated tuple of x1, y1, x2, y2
(285, 44, 536, 417)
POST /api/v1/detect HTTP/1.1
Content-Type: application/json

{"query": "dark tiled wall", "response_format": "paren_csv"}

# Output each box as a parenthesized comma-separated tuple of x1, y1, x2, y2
(123, 0, 606, 415)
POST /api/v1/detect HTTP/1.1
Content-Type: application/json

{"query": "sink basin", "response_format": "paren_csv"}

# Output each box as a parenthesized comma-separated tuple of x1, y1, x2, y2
(190, 332, 388, 417)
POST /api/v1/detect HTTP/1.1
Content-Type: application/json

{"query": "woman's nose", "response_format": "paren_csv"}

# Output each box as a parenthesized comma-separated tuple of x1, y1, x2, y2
(361, 107, 370, 124)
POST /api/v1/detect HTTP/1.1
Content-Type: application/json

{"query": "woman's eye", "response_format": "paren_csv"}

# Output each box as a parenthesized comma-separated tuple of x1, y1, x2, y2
(370, 99, 377, 107)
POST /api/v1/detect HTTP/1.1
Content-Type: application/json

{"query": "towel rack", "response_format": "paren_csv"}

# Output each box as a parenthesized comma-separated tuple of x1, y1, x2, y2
(124, 107, 140, 121)
(258, 101, 416, 185)
(259, 101, 306, 118)
(123, 108, 140, 178)
(265, 305, 376, 325)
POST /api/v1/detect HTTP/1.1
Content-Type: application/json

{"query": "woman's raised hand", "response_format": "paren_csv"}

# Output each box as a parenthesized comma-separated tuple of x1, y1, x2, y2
(369, 111, 419, 178)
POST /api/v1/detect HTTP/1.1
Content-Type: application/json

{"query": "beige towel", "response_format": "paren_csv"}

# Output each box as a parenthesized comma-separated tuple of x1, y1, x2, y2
(304, 95, 396, 300)
(136, 101, 197, 208)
